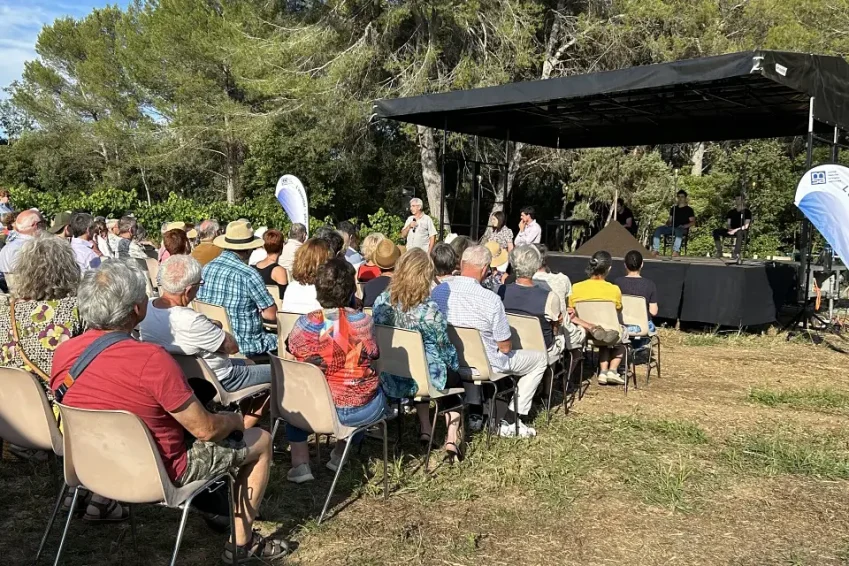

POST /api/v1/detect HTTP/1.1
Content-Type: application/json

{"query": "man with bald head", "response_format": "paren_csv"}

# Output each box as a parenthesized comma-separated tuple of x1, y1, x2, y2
(0, 209, 45, 276)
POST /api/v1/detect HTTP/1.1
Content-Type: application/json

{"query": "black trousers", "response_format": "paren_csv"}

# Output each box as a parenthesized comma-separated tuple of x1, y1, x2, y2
(713, 228, 743, 258)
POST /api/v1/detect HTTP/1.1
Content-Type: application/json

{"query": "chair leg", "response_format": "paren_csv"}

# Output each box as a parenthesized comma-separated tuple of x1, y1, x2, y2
(169, 499, 193, 566)
(424, 400, 438, 474)
(227, 475, 238, 566)
(52, 486, 79, 566)
(656, 337, 662, 379)
(623, 347, 630, 395)
(128, 504, 139, 558)
(381, 420, 389, 501)
(394, 401, 403, 455)
(36, 482, 67, 564)
(513, 377, 520, 437)
(319, 434, 355, 524)
(270, 418, 280, 445)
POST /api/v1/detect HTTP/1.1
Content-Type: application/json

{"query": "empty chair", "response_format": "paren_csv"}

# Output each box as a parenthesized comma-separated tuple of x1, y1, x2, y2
(573, 300, 635, 393)
(171, 353, 269, 408)
(269, 355, 388, 523)
(621, 294, 661, 383)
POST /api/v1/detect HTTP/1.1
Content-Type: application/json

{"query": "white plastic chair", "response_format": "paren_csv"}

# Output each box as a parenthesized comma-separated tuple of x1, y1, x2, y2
(171, 353, 269, 407)
(621, 294, 661, 383)
(191, 301, 245, 359)
(276, 311, 301, 353)
(574, 300, 636, 393)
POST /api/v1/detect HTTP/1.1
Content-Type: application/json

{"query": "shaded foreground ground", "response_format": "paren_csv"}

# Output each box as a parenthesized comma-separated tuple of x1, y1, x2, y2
(3, 329, 849, 565)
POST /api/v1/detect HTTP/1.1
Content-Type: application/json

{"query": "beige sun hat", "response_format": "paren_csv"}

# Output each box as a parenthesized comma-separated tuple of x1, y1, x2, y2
(164, 221, 186, 232)
(374, 238, 401, 270)
(484, 240, 509, 268)
(213, 220, 264, 250)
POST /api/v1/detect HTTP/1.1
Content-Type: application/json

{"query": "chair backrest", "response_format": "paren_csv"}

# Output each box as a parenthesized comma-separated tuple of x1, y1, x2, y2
(574, 300, 621, 332)
(373, 325, 432, 398)
(170, 353, 227, 404)
(276, 312, 301, 353)
(506, 313, 547, 352)
(192, 301, 234, 334)
(0, 368, 63, 455)
(446, 325, 494, 380)
(363, 307, 373, 316)
(621, 295, 650, 336)
(355, 281, 364, 300)
(57, 404, 170, 504)
(268, 354, 339, 436)
(145, 258, 160, 288)
(266, 285, 282, 308)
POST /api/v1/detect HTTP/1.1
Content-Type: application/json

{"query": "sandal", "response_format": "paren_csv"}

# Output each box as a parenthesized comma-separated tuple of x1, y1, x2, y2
(83, 498, 130, 522)
(61, 488, 92, 515)
(221, 530, 294, 564)
(443, 442, 464, 465)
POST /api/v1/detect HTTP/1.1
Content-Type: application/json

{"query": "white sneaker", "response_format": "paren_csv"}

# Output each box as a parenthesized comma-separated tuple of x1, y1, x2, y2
(598, 372, 608, 385)
(498, 419, 536, 438)
(605, 370, 625, 385)
(286, 463, 314, 484)
(516, 420, 536, 438)
(326, 448, 345, 472)
(468, 414, 485, 432)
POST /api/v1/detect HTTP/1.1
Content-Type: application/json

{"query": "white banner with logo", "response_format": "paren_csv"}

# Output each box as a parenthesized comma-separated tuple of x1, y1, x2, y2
(275, 175, 309, 234)
(795, 164, 849, 260)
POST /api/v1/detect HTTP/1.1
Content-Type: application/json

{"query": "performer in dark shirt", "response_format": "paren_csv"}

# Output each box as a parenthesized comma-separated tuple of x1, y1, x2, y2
(712, 195, 752, 259)
(615, 198, 637, 236)
(651, 190, 695, 256)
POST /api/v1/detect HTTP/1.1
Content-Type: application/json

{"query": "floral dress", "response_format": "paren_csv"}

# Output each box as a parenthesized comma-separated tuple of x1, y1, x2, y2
(480, 226, 514, 251)
(372, 291, 460, 399)
(0, 295, 82, 396)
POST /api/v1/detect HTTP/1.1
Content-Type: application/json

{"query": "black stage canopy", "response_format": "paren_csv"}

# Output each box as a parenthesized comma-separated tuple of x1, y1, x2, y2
(375, 50, 849, 148)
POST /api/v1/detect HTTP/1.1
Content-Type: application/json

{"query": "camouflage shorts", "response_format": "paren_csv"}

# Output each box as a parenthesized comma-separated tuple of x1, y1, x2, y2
(177, 436, 248, 487)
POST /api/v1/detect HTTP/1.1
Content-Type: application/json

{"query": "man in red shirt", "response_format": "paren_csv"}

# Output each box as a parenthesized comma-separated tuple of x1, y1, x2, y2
(50, 260, 290, 562)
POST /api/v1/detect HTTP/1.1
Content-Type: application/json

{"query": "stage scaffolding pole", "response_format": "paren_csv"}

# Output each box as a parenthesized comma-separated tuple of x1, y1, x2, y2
(798, 97, 815, 328)
(439, 118, 447, 242)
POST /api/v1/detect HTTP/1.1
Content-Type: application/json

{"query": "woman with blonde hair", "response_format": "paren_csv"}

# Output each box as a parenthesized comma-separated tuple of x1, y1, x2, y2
(372, 248, 464, 463)
(281, 238, 332, 314)
(357, 232, 386, 282)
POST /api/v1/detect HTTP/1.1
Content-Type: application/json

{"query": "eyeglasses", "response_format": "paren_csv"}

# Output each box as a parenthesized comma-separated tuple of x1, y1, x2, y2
(190, 280, 205, 289)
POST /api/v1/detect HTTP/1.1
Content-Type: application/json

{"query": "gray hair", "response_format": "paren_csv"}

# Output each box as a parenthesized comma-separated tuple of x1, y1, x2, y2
(78, 259, 148, 330)
(289, 223, 307, 242)
(461, 245, 491, 268)
(410, 198, 423, 207)
(510, 245, 542, 279)
(117, 215, 137, 236)
(159, 254, 202, 294)
(10, 234, 80, 300)
(198, 219, 219, 240)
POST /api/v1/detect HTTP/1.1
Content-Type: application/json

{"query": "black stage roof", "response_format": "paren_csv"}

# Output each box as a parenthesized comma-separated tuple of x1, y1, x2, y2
(374, 51, 849, 148)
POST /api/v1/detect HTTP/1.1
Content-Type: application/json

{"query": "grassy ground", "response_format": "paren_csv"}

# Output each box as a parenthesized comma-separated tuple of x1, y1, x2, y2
(4, 328, 849, 565)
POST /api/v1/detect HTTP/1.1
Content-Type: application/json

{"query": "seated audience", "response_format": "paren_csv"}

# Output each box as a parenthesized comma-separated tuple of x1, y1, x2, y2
(532, 245, 572, 305)
(281, 238, 332, 314)
(159, 228, 191, 263)
(338, 221, 363, 269)
(115, 215, 149, 260)
(362, 239, 400, 307)
(615, 249, 658, 343)
(430, 242, 456, 285)
(569, 251, 626, 385)
(191, 219, 223, 266)
(48, 211, 72, 239)
(0, 209, 45, 278)
(280, 223, 307, 279)
(253, 229, 288, 299)
(139, 255, 271, 428)
(284, 259, 387, 483)
(158, 222, 186, 261)
(373, 249, 464, 462)
(0, 188, 12, 214)
(90, 218, 110, 258)
(314, 225, 344, 258)
(248, 227, 269, 266)
(68, 212, 101, 272)
(432, 245, 548, 438)
(196, 221, 278, 357)
(50, 260, 289, 560)
(448, 236, 473, 271)
(482, 241, 508, 291)
(357, 232, 385, 282)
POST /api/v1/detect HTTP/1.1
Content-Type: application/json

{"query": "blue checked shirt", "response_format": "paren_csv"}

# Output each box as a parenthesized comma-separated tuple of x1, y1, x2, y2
(197, 250, 277, 356)
(431, 276, 513, 373)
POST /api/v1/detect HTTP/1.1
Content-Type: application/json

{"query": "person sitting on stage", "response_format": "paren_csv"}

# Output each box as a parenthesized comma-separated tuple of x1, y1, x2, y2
(712, 195, 752, 259)
(514, 206, 541, 246)
(615, 198, 637, 236)
(651, 190, 695, 256)
(615, 250, 658, 345)
(480, 211, 514, 253)
(569, 251, 626, 385)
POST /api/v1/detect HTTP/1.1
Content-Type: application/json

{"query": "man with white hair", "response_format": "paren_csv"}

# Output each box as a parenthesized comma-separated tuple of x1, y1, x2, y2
(0, 208, 45, 276)
(191, 219, 222, 266)
(400, 198, 436, 253)
(280, 222, 307, 279)
(431, 244, 548, 438)
(49, 259, 290, 561)
(139, 255, 271, 427)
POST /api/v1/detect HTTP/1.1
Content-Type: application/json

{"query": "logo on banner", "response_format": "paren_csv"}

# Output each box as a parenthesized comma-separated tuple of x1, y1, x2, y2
(811, 171, 827, 185)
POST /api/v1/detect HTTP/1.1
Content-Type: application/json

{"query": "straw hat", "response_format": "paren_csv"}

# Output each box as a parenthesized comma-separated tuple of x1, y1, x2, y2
(164, 221, 186, 232)
(213, 220, 264, 250)
(484, 241, 509, 268)
(374, 239, 401, 270)
(186, 228, 198, 239)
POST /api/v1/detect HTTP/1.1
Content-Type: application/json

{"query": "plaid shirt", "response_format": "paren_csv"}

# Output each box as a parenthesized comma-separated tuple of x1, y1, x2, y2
(431, 276, 512, 373)
(197, 250, 276, 355)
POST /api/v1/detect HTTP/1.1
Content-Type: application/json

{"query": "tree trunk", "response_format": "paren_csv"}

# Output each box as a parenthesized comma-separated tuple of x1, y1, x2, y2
(417, 125, 450, 232)
(224, 114, 238, 204)
(691, 142, 705, 176)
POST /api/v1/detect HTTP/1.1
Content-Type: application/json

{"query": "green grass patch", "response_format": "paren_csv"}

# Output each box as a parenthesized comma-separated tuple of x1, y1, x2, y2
(748, 387, 849, 414)
(725, 430, 849, 479)
(601, 414, 709, 444)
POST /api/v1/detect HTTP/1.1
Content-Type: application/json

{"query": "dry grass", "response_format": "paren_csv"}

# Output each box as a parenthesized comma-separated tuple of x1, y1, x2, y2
(4, 328, 849, 565)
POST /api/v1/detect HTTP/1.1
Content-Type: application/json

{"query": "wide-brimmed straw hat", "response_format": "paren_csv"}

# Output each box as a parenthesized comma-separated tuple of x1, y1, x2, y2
(374, 239, 401, 270)
(164, 221, 186, 232)
(484, 241, 509, 268)
(213, 220, 264, 250)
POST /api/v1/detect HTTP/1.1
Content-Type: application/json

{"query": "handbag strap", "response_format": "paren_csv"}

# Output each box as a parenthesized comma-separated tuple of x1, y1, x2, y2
(55, 331, 133, 403)
(9, 300, 50, 381)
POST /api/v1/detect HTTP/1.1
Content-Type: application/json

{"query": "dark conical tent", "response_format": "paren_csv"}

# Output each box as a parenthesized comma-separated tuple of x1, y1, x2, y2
(573, 222, 648, 258)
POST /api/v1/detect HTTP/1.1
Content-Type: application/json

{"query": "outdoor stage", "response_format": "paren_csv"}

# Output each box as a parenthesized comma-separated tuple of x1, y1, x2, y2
(546, 254, 799, 328)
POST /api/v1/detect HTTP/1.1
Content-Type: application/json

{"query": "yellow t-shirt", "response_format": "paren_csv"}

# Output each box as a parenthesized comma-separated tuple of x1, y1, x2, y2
(569, 279, 622, 310)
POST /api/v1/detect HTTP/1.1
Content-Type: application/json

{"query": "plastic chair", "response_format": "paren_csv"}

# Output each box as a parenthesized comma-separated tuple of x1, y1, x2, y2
(573, 300, 635, 393)
(0, 368, 66, 563)
(276, 311, 301, 353)
(373, 325, 465, 472)
(621, 295, 661, 383)
(171, 353, 269, 407)
(445, 325, 517, 443)
(192, 301, 245, 359)
(54, 404, 237, 566)
(145, 258, 160, 288)
(266, 285, 282, 308)
(268, 355, 388, 524)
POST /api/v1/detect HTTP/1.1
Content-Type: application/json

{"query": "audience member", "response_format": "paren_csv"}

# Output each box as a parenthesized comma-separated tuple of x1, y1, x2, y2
(532, 245, 572, 308)
(432, 245, 547, 438)
(48, 211, 72, 239)
(615, 249, 658, 343)
(50, 260, 289, 560)
(480, 211, 514, 253)
(158, 222, 185, 261)
(362, 238, 400, 308)
(448, 236, 473, 271)
(254, 229, 288, 298)
(196, 221, 278, 357)
(0, 188, 13, 214)
(514, 206, 541, 245)
(315, 225, 345, 258)
(248, 227, 269, 266)
(338, 221, 363, 268)
(191, 219, 222, 266)
(284, 259, 387, 483)
(115, 215, 148, 260)
(357, 232, 385, 282)
(430, 242, 457, 285)
(0, 209, 45, 277)
(281, 238, 332, 314)
(400, 198, 437, 253)
(68, 212, 102, 272)
(106, 218, 121, 256)
(139, 255, 271, 428)
(373, 249, 464, 462)
(280, 223, 307, 278)
(90, 218, 111, 258)
(569, 251, 625, 385)
(482, 241, 508, 291)
(160, 228, 191, 263)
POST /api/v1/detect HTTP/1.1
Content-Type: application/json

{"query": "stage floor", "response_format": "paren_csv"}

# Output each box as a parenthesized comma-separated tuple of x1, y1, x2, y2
(546, 253, 798, 327)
